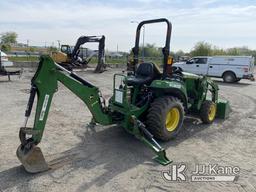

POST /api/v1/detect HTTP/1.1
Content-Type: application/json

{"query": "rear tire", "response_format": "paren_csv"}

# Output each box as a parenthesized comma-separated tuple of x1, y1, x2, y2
(146, 96, 184, 141)
(223, 72, 236, 83)
(200, 101, 216, 124)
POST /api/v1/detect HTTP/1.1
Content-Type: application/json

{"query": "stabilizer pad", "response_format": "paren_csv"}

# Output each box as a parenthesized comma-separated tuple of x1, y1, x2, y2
(216, 99, 230, 119)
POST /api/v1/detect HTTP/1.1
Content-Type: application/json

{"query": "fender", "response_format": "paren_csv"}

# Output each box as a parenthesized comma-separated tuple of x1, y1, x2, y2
(149, 79, 188, 109)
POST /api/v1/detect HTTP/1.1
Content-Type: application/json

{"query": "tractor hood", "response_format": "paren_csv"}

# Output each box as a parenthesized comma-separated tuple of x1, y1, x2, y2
(173, 61, 186, 65)
(182, 72, 200, 79)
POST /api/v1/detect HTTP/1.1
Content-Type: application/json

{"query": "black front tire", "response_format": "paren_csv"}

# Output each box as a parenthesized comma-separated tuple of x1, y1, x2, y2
(146, 96, 184, 141)
(200, 101, 217, 124)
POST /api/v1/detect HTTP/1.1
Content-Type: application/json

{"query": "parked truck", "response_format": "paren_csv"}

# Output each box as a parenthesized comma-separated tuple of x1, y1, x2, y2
(173, 56, 255, 83)
(0, 50, 21, 81)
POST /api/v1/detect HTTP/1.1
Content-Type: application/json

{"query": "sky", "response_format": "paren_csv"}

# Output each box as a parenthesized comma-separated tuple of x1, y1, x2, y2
(0, 0, 256, 52)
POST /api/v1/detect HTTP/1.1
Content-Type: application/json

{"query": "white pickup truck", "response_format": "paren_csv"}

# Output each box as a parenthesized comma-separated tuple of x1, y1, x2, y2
(173, 56, 255, 83)
(0, 51, 13, 67)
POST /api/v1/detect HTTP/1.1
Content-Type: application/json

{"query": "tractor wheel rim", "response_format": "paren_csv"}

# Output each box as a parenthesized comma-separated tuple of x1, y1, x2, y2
(165, 108, 180, 132)
(208, 104, 216, 121)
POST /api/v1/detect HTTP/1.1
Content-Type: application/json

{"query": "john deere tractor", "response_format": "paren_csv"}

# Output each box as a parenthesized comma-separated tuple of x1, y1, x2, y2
(17, 18, 230, 173)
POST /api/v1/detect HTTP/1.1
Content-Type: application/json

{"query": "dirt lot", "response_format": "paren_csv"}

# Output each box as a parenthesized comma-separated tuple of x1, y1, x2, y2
(0, 68, 255, 192)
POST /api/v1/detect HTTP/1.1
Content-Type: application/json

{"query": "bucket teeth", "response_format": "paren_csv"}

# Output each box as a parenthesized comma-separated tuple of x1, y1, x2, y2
(16, 145, 48, 173)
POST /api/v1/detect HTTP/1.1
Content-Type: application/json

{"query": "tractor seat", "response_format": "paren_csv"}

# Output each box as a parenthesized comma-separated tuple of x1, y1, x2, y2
(127, 62, 161, 86)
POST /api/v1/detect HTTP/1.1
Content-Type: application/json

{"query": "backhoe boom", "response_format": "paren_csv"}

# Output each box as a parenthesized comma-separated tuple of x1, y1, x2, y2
(17, 56, 112, 173)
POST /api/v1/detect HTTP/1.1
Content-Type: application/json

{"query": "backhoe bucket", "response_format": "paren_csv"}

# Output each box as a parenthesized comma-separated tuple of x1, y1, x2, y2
(16, 145, 48, 173)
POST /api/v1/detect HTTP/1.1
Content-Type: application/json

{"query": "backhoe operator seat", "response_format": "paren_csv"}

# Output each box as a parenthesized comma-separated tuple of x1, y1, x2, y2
(127, 62, 161, 86)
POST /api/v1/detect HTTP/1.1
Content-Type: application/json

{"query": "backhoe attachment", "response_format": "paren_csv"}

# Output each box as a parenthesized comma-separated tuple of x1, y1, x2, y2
(17, 55, 171, 173)
(17, 56, 112, 173)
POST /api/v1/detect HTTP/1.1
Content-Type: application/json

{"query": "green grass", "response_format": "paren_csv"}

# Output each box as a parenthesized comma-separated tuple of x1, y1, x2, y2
(9, 56, 39, 62)
(89, 57, 127, 65)
(9, 56, 163, 66)
(92, 57, 162, 65)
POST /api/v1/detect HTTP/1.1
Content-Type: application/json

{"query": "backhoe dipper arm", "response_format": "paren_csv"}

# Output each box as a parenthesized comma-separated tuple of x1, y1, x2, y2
(71, 36, 105, 62)
(94, 36, 106, 73)
(70, 35, 106, 73)
(19, 55, 112, 148)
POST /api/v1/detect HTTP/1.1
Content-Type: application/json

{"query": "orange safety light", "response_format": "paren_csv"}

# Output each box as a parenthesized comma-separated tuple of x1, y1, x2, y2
(167, 56, 173, 65)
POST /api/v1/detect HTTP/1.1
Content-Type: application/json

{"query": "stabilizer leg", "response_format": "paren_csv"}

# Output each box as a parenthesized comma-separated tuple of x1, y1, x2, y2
(131, 116, 172, 165)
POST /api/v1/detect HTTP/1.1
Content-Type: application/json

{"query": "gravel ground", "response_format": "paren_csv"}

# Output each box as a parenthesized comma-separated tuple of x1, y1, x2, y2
(0, 68, 255, 192)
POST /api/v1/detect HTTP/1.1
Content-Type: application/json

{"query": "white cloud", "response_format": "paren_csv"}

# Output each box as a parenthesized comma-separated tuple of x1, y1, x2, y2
(0, 0, 255, 52)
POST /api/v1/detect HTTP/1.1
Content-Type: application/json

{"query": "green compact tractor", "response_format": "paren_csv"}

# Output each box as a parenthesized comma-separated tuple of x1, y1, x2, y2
(17, 18, 230, 173)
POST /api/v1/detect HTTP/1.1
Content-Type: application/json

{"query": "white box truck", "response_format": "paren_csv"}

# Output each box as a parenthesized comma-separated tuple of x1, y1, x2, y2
(173, 56, 255, 83)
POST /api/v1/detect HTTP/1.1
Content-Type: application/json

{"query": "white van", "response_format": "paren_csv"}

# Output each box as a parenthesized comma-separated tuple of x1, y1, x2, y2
(173, 56, 255, 83)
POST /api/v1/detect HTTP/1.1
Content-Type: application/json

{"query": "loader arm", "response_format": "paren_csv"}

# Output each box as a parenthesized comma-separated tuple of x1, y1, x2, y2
(17, 55, 112, 173)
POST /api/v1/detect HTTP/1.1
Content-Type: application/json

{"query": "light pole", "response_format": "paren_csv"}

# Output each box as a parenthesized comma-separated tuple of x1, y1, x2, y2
(0, 34, 1, 68)
(0, 46, 2, 69)
(57, 40, 61, 50)
(131, 20, 145, 61)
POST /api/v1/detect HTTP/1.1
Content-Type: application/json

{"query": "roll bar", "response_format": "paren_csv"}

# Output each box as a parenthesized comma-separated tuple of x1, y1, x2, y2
(131, 18, 172, 76)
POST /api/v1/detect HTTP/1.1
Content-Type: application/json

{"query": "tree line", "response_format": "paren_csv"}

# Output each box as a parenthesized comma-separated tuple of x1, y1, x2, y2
(0, 32, 17, 51)
(1, 31, 256, 63)
(189, 41, 256, 58)
(0, 31, 57, 53)
(134, 42, 256, 61)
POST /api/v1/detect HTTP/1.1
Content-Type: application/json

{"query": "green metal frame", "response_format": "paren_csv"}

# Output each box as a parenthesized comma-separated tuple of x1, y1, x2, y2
(17, 18, 230, 173)
(18, 54, 230, 173)
(19, 56, 171, 166)
(110, 74, 171, 165)
(29, 56, 112, 144)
